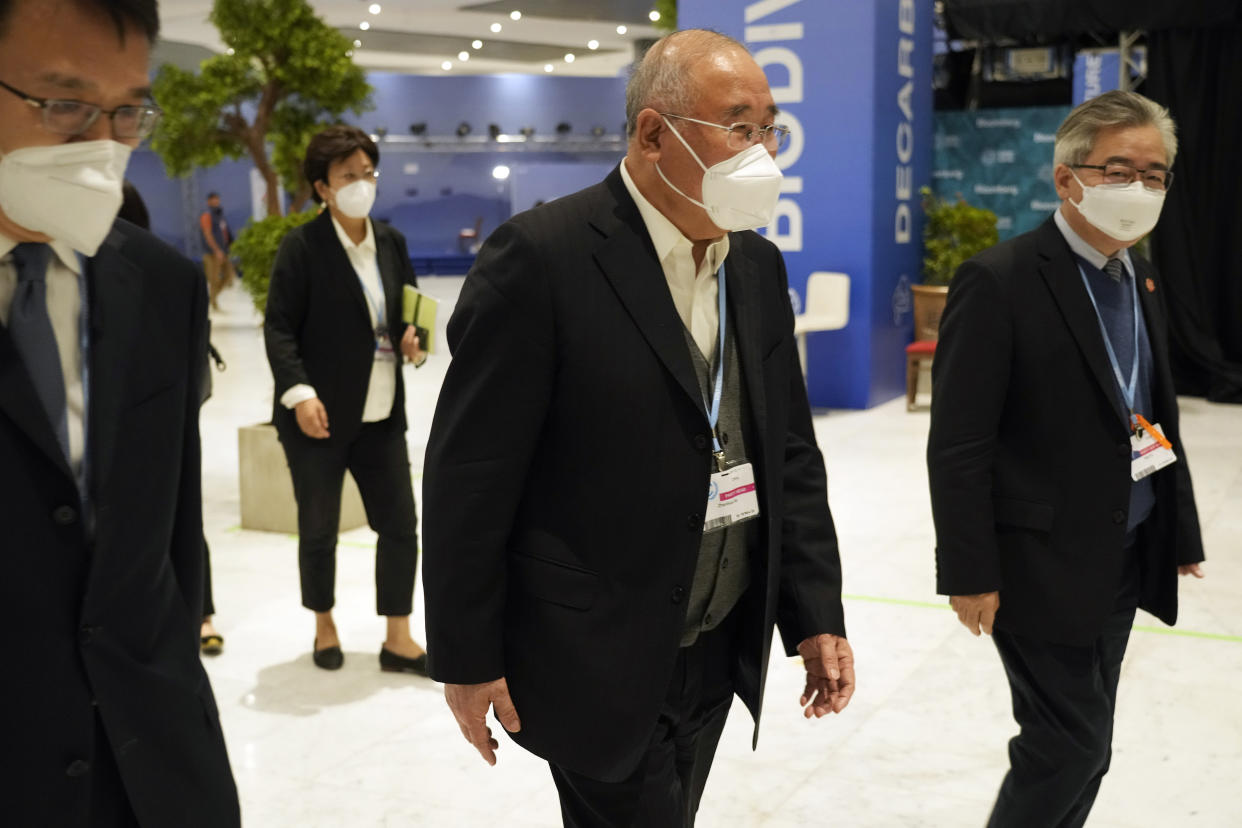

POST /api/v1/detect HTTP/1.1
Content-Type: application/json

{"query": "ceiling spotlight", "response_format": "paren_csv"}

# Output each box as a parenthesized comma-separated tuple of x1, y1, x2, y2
(491, 22, 502, 33)
(510, 10, 522, 20)
(456, 122, 472, 137)
(544, 63, 554, 72)
(359, 21, 370, 30)
(345, 50, 354, 57)
(649, 11, 661, 22)
(588, 40, 599, 50)
(375, 126, 388, 137)
(354, 39, 362, 47)
(519, 126, 535, 138)
(488, 123, 502, 139)
(225, 47, 235, 55)
(459, 51, 470, 61)
(441, 60, 452, 70)
(409, 122, 427, 136)
(556, 122, 572, 135)
(472, 39, 483, 49)
(369, 3, 381, 13)
(369, 134, 379, 142)
(591, 125, 606, 137)
(492, 165, 511, 181)
(564, 53, 576, 63)
(616, 25, 628, 35)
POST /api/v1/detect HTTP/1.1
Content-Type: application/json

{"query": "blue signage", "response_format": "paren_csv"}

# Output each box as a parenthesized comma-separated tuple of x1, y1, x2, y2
(680, 0, 933, 409)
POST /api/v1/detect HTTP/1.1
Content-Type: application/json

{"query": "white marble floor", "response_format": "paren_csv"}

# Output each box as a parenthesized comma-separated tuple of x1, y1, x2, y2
(200, 278, 1242, 827)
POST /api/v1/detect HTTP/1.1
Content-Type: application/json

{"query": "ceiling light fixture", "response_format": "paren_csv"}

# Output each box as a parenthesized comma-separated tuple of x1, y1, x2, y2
(544, 63, 554, 73)
(472, 39, 483, 49)
(510, 11, 522, 20)
(354, 39, 362, 47)
(616, 25, 628, 35)
(564, 53, 576, 63)
(587, 40, 599, 50)
(490, 22, 502, 33)
(369, 3, 381, 13)
(442, 60, 453, 70)
(225, 47, 235, 55)
(359, 21, 370, 30)
(459, 51, 470, 61)
(492, 165, 511, 181)
(649, 11, 661, 22)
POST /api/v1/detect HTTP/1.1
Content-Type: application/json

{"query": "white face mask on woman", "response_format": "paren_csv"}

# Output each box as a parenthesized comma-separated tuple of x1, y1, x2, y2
(330, 179, 377, 220)
(656, 116, 783, 232)
(1070, 170, 1166, 243)
(0, 139, 131, 255)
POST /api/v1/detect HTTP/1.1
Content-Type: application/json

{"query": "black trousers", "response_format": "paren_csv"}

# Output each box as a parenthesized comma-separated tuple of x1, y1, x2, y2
(282, 417, 419, 616)
(550, 612, 739, 828)
(202, 535, 215, 618)
(988, 546, 1142, 828)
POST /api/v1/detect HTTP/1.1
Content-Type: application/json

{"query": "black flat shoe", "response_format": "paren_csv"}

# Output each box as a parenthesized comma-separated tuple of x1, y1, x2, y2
(379, 646, 428, 676)
(200, 634, 224, 656)
(313, 638, 344, 670)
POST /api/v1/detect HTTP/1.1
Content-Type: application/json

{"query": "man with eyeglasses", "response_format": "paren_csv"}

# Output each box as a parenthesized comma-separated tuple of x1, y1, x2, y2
(928, 90, 1205, 826)
(0, 1, 239, 825)
(423, 29, 853, 826)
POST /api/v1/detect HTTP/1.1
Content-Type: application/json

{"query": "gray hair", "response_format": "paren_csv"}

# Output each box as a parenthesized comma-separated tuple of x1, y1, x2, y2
(1053, 90, 1178, 167)
(625, 29, 749, 137)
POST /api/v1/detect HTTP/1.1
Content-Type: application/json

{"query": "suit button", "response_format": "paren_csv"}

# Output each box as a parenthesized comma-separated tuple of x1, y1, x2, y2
(65, 760, 91, 777)
(687, 513, 701, 531)
(705, 612, 715, 626)
(53, 505, 78, 525)
(694, 434, 708, 450)
(1112, 510, 1126, 525)
(670, 586, 686, 604)
(721, 557, 729, 570)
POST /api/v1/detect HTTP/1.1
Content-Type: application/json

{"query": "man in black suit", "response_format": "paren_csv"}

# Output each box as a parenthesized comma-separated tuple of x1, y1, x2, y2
(0, 1, 239, 824)
(928, 90, 1205, 827)
(423, 30, 855, 827)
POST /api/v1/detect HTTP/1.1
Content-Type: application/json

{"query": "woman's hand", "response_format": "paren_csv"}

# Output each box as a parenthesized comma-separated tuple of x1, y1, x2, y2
(401, 326, 426, 365)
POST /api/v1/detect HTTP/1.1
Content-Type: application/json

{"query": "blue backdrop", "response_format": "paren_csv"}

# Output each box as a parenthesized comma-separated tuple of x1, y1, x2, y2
(681, 0, 933, 409)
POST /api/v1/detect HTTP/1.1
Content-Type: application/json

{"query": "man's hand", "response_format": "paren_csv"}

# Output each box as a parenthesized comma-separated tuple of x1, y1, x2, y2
(796, 634, 855, 718)
(400, 326, 425, 364)
(213, 249, 225, 263)
(950, 592, 1000, 636)
(294, 397, 330, 439)
(1179, 563, 1205, 579)
(445, 678, 522, 766)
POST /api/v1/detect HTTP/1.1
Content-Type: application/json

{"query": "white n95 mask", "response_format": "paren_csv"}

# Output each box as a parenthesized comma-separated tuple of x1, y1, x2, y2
(657, 117, 783, 232)
(0, 140, 131, 255)
(1070, 170, 1166, 243)
(332, 179, 377, 220)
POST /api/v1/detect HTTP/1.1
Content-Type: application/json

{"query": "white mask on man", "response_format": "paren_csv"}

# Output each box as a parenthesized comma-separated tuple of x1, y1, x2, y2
(656, 117, 783, 232)
(331, 179, 376, 220)
(1070, 170, 1166, 243)
(0, 140, 131, 255)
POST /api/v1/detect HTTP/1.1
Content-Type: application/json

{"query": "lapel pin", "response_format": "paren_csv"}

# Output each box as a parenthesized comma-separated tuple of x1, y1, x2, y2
(1145, 278, 1156, 293)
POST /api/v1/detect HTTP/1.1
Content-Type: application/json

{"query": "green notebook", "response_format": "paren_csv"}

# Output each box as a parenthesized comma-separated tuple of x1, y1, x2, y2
(402, 285, 439, 355)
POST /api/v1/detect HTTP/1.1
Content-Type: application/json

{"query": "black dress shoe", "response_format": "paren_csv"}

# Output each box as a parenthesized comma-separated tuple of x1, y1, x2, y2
(312, 638, 344, 671)
(379, 646, 428, 676)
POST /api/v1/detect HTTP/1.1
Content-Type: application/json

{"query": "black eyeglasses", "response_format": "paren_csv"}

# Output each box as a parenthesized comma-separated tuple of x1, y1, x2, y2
(1072, 163, 1174, 192)
(0, 78, 163, 140)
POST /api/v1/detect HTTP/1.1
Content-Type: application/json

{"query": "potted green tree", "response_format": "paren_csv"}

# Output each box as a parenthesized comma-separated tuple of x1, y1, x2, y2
(916, 186, 999, 340)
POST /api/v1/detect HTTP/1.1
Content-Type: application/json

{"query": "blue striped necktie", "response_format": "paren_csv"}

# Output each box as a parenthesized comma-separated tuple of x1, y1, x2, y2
(9, 242, 70, 460)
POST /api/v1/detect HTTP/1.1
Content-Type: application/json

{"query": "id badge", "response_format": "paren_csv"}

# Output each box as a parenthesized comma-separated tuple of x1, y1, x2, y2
(375, 332, 396, 363)
(1131, 422, 1177, 481)
(704, 462, 760, 533)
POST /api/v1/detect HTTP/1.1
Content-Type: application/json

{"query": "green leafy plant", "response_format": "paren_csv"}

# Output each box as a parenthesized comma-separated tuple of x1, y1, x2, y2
(652, 0, 677, 33)
(920, 186, 999, 285)
(150, 0, 372, 216)
(231, 207, 319, 314)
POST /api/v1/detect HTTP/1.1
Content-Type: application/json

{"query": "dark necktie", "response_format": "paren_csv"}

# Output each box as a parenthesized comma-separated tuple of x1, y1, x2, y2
(9, 243, 70, 460)
(1103, 258, 1124, 282)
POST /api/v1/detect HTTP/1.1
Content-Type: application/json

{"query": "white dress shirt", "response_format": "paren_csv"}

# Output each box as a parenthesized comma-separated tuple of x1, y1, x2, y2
(1054, 207, 1134, 277)
(0, 233, 86, 474)
(280, 216, 396, 423)
(619, 160, 730, 359)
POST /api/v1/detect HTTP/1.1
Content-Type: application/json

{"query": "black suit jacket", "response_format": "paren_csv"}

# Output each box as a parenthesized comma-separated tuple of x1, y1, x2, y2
(927, 216, 1205, 646)
(264, 210, 418, 444)
(422, 166, 846, 782)
(0, 220, 239, 825)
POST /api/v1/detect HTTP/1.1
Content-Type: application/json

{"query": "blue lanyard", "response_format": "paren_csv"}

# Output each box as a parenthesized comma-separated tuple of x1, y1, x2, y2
(703, 265, 727, 468)
(356, 271, 386, 331)
(1077, 261, 1140, 423)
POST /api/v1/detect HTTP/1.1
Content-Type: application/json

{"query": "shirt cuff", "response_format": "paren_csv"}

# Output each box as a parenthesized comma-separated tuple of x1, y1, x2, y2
(280, 384, 318, 409)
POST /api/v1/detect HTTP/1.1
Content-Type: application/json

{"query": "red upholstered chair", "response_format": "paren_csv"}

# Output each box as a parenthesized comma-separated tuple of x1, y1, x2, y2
(906, 285, 948, 411)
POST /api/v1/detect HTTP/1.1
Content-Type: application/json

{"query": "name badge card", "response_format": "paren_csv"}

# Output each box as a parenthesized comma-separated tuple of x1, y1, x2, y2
(1131, 421, 1177, 481)
(704, 462, 760, 533)
(375, 332, 396, 363)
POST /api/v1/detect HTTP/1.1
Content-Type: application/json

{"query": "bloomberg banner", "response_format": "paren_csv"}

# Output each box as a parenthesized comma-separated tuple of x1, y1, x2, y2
(681, 0, 932, 409)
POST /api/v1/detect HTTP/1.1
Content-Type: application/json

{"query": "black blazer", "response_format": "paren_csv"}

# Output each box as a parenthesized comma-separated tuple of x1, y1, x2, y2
(0, 221, 239, 825)
(264, 210, 419, 445)
(422, 166, 846, 782)
(927, 216, 1205, 646)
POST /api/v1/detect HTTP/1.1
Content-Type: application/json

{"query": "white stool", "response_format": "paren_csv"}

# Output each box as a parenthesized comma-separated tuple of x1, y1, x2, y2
(793, 271, 850, 379)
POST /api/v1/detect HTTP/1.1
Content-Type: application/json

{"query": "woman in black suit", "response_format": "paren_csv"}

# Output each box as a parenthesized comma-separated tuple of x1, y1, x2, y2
(264, 125, 428, 673)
